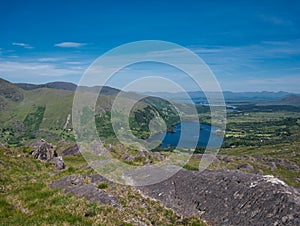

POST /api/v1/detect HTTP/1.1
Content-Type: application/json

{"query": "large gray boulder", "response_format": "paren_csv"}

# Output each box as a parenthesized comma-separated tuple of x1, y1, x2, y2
(53, 156, 65, 170)
(60, 144, 80, 156)
(31, 139, 66, 170)
(137, 169, 300, 226)
(31, 139, 57, 161)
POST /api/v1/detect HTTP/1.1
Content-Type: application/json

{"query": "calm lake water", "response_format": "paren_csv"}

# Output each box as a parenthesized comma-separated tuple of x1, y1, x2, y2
(148, 121, 223, 148)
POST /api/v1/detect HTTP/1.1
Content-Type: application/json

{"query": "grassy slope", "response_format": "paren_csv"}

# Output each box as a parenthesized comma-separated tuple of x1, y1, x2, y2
(0, 146, 205, 225)
(184, 142, 300, 188)
(16, 88, 74, 129)
(219, 142, 300, 187)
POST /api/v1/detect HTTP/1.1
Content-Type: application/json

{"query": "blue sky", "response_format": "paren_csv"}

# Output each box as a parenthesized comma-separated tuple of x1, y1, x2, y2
(0, 0, 299, 92)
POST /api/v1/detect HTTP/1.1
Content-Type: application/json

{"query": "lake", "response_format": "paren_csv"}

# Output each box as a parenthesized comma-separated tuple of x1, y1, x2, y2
(148, 121, 223, 148)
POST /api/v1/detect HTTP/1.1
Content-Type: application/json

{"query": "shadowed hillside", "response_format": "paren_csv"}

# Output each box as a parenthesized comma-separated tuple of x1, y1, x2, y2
(0, 78, 24, 102)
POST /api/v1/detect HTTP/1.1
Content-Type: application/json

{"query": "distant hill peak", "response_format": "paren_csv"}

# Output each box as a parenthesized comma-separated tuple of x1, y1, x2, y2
(277, 95, 300, 106)
(14, 81, 123, 94)
(15, 81, 77, 91)
(0, 78, 23, 102)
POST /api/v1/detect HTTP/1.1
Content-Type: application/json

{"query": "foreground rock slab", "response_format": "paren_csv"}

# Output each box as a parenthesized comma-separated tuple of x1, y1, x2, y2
(137, 169, 300, 226)
(50, 174, 120, 208)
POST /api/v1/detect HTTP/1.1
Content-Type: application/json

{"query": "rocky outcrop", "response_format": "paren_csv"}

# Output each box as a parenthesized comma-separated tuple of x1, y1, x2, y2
(60, 144, 80, 156)
(0, 78, 24, 102)
(31, 139, 57, 161)
(31, 139, 65, 170)
(137, 169, 300, 226)
(214, 154, 299, 174)
(110, 143, 165, 165)
(237, 163, 254, 171)
(50, 174, 119, 208)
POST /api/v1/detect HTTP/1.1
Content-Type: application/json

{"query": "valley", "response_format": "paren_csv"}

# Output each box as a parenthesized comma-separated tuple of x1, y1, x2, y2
(0, 77, 300, 225)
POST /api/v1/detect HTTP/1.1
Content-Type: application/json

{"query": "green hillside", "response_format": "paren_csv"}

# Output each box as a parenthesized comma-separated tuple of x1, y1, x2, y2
(0, 78, 186, 146)
(0, 78, 24, 102)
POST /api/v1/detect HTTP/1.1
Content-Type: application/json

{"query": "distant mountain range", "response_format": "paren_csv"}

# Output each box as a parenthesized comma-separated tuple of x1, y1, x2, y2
(142, 90, 299, 102)
(274, 95, 300, 106)
(12, 79, 299, 102)
(0, 76, 300, 146)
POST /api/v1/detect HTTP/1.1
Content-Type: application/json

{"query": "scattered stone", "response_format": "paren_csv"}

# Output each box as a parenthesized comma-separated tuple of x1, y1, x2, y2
(253, 169, 264, 175)
(21, 208, 30, 215)
(152, 151, 165, 162)
(237, 163, 254, 171)
(50, 174, 85, 189)
(106, 143, 113, 151)
(122, 153, 134, 162)
(53, 156, 65, 170)
(257, 156, 299, 172)
(220, 155, 232, 163)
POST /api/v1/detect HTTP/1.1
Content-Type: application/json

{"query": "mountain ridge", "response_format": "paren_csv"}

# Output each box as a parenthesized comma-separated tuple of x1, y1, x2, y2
(0, 78, 24, 102)
(141, 90, 298, 102)
(276, 95, 300, 106)
(15, 81, 77, 91)
(4, 77, 297, 101)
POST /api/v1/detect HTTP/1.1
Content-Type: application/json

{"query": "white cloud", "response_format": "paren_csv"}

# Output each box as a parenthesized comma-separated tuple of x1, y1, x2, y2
(37, 57, 64, 62)
(0, 61, 84, 79)
(65, 61, 84, 65)
(12, 42, 34, 49)
(54, 42, 86, 48)
(191, 39, 300, 71)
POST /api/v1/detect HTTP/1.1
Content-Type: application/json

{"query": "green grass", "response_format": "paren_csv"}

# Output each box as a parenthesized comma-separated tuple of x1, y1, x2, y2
(0, 146, 206, 225)
(223, 110, 300, 147)
(219, 142, 300, 187)
(180, 141, 300, 188)
(97, 183, 109, 189)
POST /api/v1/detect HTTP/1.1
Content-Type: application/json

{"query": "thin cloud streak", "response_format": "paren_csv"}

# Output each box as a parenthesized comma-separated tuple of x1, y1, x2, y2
(37, 57, 65, 62)
(54, 42, 87, 48)
(12, 42, 34, 49)
(0, 61, 85, 80)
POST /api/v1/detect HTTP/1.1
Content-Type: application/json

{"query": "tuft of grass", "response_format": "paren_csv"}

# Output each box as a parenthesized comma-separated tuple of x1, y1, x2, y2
(97, 183, 109, 189)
